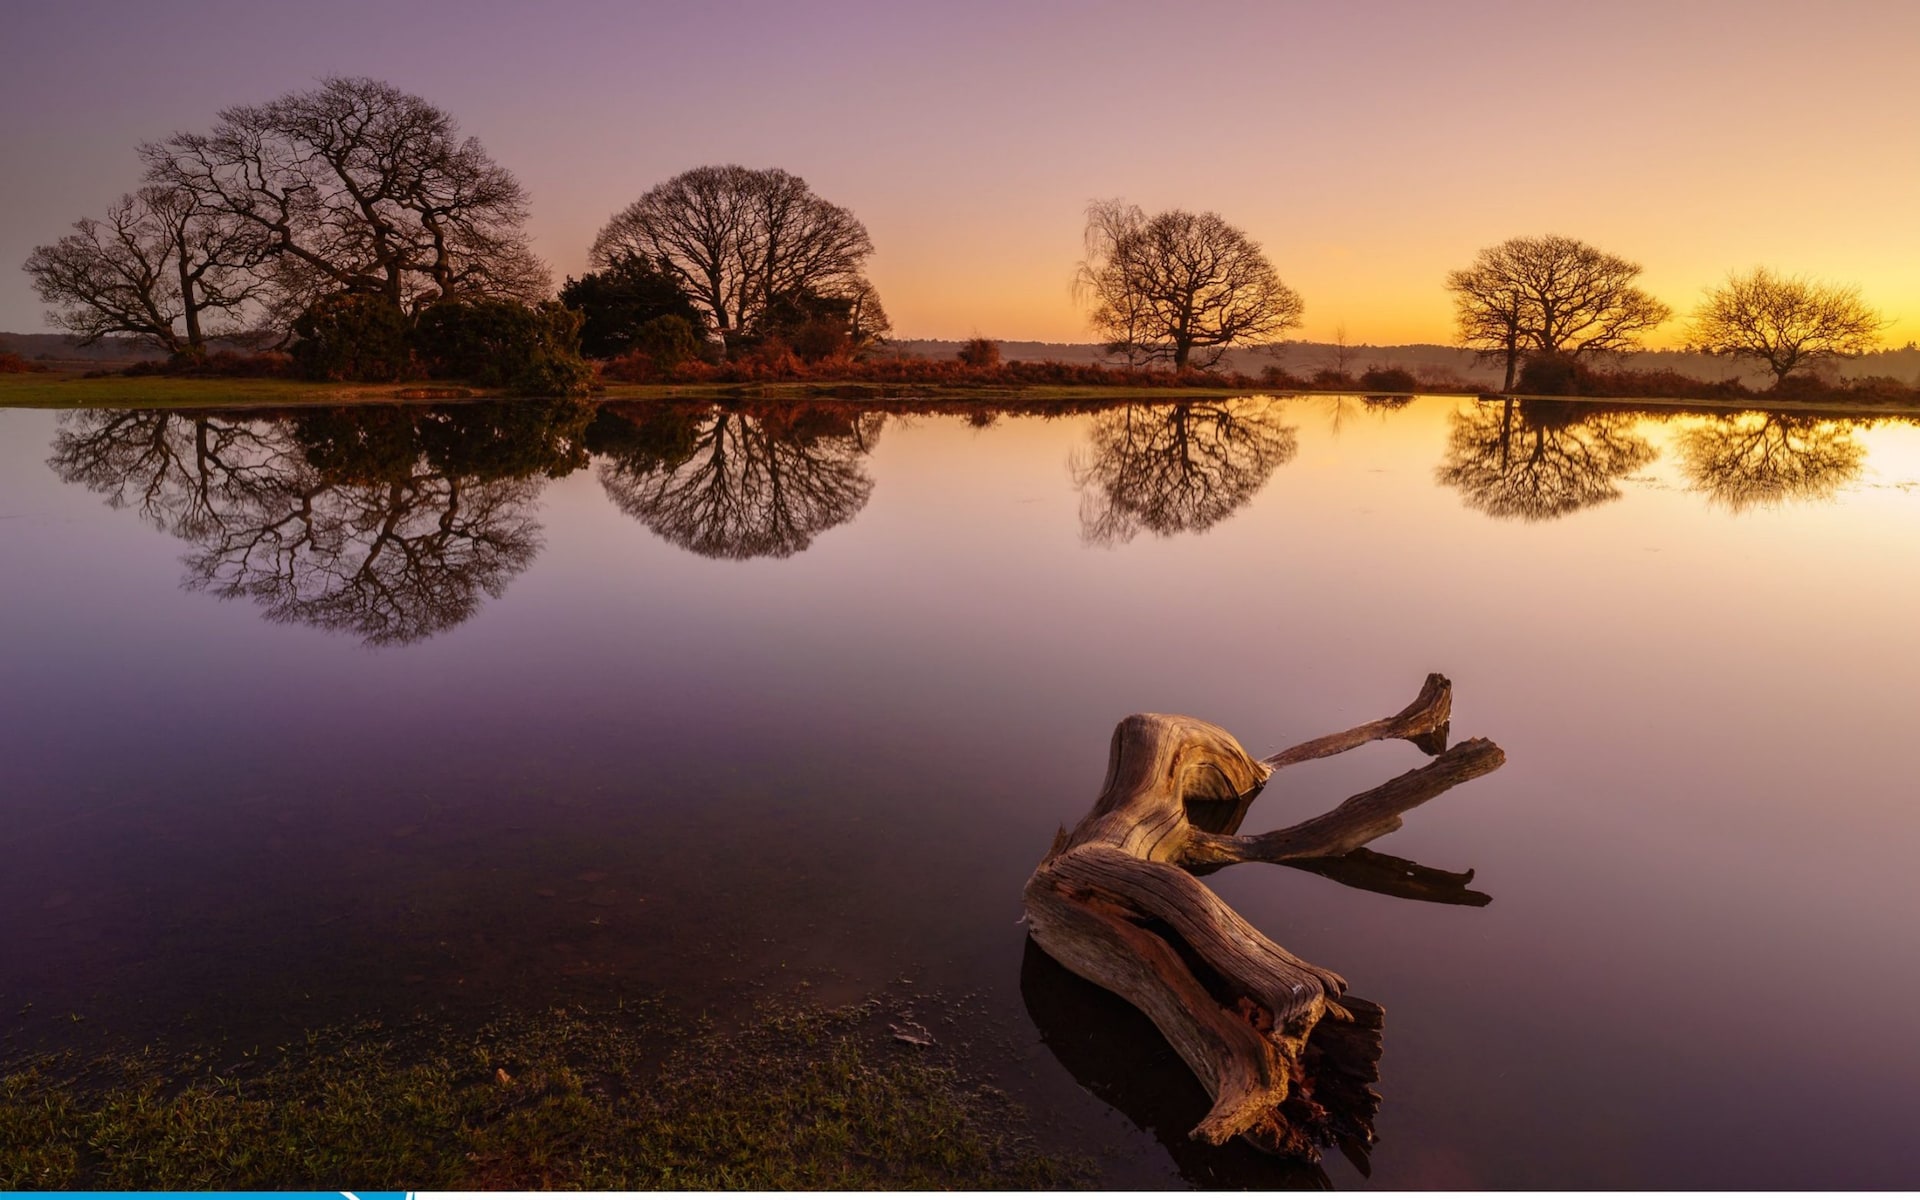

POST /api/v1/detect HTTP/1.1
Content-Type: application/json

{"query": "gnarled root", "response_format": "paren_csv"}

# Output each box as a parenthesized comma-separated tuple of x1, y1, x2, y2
(1022, 674, 1504, 1159)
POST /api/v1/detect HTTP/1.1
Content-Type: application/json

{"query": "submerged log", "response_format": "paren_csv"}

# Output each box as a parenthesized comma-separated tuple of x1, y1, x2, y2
(1022, 673, 1504, 1160)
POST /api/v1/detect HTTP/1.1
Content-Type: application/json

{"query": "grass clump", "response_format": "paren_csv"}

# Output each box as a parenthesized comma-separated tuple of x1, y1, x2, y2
(0, 1000, 1082, 1191)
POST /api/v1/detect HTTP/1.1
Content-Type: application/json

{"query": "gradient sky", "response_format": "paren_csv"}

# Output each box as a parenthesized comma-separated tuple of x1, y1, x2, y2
(4, 0, 1918, 346)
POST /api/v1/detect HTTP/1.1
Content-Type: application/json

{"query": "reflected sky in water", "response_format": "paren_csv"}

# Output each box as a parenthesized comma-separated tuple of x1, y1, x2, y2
(2, 395, 1919, 1188)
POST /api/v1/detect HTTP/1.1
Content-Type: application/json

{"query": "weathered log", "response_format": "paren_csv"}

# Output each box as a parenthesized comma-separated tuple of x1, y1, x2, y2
(1022, 673, 1505, 1160)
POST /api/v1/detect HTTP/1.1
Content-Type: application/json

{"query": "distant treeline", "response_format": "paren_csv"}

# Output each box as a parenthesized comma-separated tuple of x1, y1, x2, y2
(14, 77, 1912, 401)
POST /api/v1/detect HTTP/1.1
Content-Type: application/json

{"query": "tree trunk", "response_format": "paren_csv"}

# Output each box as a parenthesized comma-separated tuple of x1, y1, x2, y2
(1023, 674, 1504, 1162)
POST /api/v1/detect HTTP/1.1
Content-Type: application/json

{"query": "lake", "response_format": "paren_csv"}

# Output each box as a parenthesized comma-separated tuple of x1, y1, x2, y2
(3, 393, 1918, 1188)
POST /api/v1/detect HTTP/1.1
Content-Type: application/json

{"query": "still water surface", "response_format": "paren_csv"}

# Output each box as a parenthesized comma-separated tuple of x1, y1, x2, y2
(2, 395, 1918, 1187)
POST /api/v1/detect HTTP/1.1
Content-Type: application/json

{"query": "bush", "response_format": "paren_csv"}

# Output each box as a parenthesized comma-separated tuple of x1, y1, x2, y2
(558, 255, 707, 359)
(956, 337, 1001, 369)
(291, 294, 414, 382)
(413, 299, 593, 396)
(600, 316, 710, 383)
(1357, 366, 1418, 393)
(123, 350, 294, 379)
(0, 351, 47, 374)
(1515, 353, 1588, 396)
(1309, 368, 1356, 390)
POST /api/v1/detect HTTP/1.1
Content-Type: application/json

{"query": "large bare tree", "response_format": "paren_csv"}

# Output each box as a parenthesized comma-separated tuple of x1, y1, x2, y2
(589, 166, 877, 351)
(1077, 201, 1303, 371)
(23, 185, 265, 356)
(1685, 268, 1884, 385)
(1446, 235, 1671, 390)
(141, 77, 548, 319)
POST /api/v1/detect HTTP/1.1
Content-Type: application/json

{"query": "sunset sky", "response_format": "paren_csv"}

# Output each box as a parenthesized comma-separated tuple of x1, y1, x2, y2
(4, 0, 1918, 346)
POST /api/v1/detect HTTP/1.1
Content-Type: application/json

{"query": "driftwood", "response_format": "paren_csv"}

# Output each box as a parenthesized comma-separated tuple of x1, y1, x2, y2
(1022, 673, 1505, 1161)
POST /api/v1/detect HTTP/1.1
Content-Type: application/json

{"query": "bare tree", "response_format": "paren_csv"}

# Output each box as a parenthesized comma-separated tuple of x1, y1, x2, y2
(1078, 201, 1303, 370)
(589, 166, 877, 351)
(141, 77, 548, 319)
(1685, 269, 1885, 385)
(1325, 323, 1354, 376)
(1446, 235, 1671, 391)
(24, 185, 264, 355)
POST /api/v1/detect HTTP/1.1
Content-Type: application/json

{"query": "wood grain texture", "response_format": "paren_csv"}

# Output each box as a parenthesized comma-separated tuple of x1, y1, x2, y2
(1022, 673, 1505, 1160)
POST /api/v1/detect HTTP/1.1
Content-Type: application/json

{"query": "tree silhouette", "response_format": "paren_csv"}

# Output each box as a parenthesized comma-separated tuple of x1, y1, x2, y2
(1685, 269, 1885, 385)
(589, 166, 879, 353)
(143, 76, 547, 322)
(593, 402, 883, 559)
(1072, 398, 1298, 545)
(48, 402, 588, 644)
(1675, 412, 1866, 511)
(1078, 202, 1303, 370)
(1446, 236, 1671, 391)
(1436, 399, 1657, 521)
(24, 185, 266, 356)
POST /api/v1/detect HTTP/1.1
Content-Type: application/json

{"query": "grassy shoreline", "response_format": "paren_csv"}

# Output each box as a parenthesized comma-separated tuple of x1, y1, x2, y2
(0, 997, 1083, 1191)
(4, 372, 1918, 417)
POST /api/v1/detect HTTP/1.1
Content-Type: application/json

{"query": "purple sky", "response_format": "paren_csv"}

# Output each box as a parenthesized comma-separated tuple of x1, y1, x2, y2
(5, 0, 1918, 344)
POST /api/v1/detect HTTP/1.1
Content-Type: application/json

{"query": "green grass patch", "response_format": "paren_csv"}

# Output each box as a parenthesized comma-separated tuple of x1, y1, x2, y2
(0, 1000, 1083, 1191)
(0, 374, 499, 410)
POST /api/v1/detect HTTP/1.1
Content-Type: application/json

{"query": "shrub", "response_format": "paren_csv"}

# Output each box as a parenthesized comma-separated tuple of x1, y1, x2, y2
(1842, 375, 1920, 403)
(558, 254, 706, 359)
(291, 293, 414, 382)
(1310, 368, 1357, 390)
(413, 299, 593, 396)
(601, 316, 710, 383)
(1260, 364, 1308, 389)
(956, 337, 1001, 369)
(0, 351, 47, 374)
(1357, 366, 1418, 393)
(123, 350, 294, 378)
(1515, 353, 1588, 395)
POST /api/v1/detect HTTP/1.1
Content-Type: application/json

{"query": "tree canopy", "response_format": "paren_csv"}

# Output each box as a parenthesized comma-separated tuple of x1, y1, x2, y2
(1446, 235, 1671, 391)
(1684, 269, 1884, 385)
(141, 77, 548, 321)
(24, 186, 265, 356)
(1077, 202, 1303, 370)
(589, 166, 880, 352)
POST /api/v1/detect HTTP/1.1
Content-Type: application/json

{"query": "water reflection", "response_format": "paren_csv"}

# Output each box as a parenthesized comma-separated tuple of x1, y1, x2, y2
(49, 401, 592, 645)
(1436, 399, 1658, 521)
(42, 398, 1914, 650)
(592, 402, 884, 560)
(1020, 940, 1375, 1190)
(1675, 412, 1868, 511)
(1072, 398, 1298, 545)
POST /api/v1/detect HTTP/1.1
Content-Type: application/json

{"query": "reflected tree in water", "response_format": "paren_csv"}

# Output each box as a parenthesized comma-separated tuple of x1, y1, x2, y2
(48, 401, 591, 644)
(1436, 398, 1656, 521)
(592, 402, 884, 560)
(1072, 398, 1298, 545)
(46, 409, 300, 542)
(1675, 412, 1866, 511)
